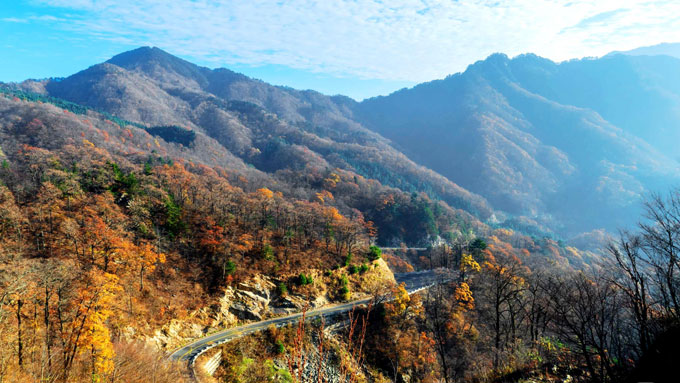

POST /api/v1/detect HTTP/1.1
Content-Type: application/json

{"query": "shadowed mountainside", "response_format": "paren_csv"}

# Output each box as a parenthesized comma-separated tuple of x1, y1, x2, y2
(354, 53, 680, 234)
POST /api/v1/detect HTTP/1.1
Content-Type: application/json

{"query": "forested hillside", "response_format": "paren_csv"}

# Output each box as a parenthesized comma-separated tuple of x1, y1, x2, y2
(0, 92, 449, 381)
(355, 53, 680, 236)
(0, 71, 601, 382)
(31, 47, 492, 227)
(12, 48, 680, 241)
(1, 46, 678, 383)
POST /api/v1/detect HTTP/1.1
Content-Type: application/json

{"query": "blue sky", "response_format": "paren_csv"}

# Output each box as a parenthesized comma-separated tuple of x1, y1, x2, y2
(2, 1, 679, 100)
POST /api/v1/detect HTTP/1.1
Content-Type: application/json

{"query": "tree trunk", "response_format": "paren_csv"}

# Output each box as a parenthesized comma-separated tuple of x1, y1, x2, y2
(17, 299, 23, 369)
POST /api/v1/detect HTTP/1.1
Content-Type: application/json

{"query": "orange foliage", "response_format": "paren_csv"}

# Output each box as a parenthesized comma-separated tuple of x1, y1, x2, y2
(453, 282, 475, 311)
(314, 190, 334, 204)
(256, 187, 274, 199)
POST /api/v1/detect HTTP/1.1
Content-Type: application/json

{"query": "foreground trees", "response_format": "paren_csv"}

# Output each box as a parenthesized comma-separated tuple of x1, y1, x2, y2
(0, 110, 377, 381)
(358, 190, 680, 383)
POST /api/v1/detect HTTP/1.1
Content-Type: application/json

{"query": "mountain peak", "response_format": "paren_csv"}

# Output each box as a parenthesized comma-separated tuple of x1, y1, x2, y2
(106, 46, 210, 87)
(107, 46, 176, 66)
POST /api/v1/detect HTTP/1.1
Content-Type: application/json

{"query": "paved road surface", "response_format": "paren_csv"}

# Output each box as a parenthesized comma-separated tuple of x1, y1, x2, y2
(168, 269, 450, 365)
(381, 247, 428, 251)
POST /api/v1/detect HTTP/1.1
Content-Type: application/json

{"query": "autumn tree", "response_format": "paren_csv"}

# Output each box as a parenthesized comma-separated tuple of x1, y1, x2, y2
(366, 283, 439, 382)
(479, 252, 526, 370)
(424, 280, 479, 383)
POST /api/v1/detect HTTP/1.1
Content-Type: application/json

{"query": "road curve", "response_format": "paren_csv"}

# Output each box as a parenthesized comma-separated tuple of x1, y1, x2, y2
(168, 269, 449, 365)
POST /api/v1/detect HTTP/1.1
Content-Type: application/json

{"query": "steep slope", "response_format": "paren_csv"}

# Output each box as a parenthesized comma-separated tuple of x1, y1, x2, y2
(506, 54, 680, 156)
(40, 47, 492, 222)
(355, 53, 680, 234)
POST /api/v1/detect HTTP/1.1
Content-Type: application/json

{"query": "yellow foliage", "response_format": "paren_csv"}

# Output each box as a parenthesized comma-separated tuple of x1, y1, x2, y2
(460, 253, 480, 273)
(325, 207, 344, 222)
(565, 246, 582, 260)
(453, 282, 475, 311)
(323, 172, 341, 189)
(493, 228, 514, 239)
(315, 190, 335, 204)
(256, 187, 274, 199)
(484, 260, 526, 286)
(393, 283, 410, 316)
(82, 139, 95, 148)
(483, 261, 502, 274)
(448, 310, 479, 340)
(136, 242, 166, 276)
(386, 282, 423, 318)
(77, 271, 121, 381)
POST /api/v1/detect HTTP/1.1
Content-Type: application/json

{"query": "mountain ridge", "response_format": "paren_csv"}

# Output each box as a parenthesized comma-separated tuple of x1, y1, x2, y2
(354, 52, 680, 234)
(13, 46, 495, 245)
(14, 46, 680, 237)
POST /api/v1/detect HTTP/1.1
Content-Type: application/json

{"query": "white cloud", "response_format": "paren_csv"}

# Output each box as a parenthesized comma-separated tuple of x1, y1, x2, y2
(32, 0, 680, 82)
(1, 17, 29, 23)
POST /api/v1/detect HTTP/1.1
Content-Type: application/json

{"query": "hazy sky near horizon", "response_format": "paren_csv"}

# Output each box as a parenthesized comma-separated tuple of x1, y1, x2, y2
(2, 0, 679, 100)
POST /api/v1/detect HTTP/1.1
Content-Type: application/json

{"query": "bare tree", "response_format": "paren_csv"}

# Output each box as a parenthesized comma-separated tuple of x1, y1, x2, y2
(606, 232, 654, 355)
(638, 191, 680, 322)
(544, 273, 625, 383)
(424, 284, 453, 383)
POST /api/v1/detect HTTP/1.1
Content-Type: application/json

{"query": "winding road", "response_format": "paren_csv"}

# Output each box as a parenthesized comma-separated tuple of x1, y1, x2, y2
(168, 269, 450, 366)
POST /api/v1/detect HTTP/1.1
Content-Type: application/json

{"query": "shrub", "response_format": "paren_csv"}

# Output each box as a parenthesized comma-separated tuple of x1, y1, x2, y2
(275, 340, 286, 354)
(340, 285, 350, 300)
(265, 359, 292, 382)
(163, 195, 185, 238)
(225, 260, 236, 276)
(344, 251, 353, 267)
(262, 244, 275, 261)
(470, 238, 487, 251)
(143, 162, 153, 175)
(348, 265, 358, 275)
(277, 283, 288, 296)
(368, 245, 382, 261)
(359, 263, 369, 273)
(298, 273, 313, 286)
(339, 275, 350, 301)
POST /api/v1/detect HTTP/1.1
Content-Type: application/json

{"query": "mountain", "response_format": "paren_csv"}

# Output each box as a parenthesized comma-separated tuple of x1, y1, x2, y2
(0, 77, 610, 383)
(16, 46, 680, 237)
(3, 45, 679, 383)
(11, 47, 493, 246)
(354, 53, 680, 234)
(609, 42, 680, 60)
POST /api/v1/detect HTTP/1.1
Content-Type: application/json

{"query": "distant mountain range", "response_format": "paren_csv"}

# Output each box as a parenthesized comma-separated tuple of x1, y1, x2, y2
(10, 45, 680, 237)
(609, 42, 680, 60)
(353, 51, 680, 234)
